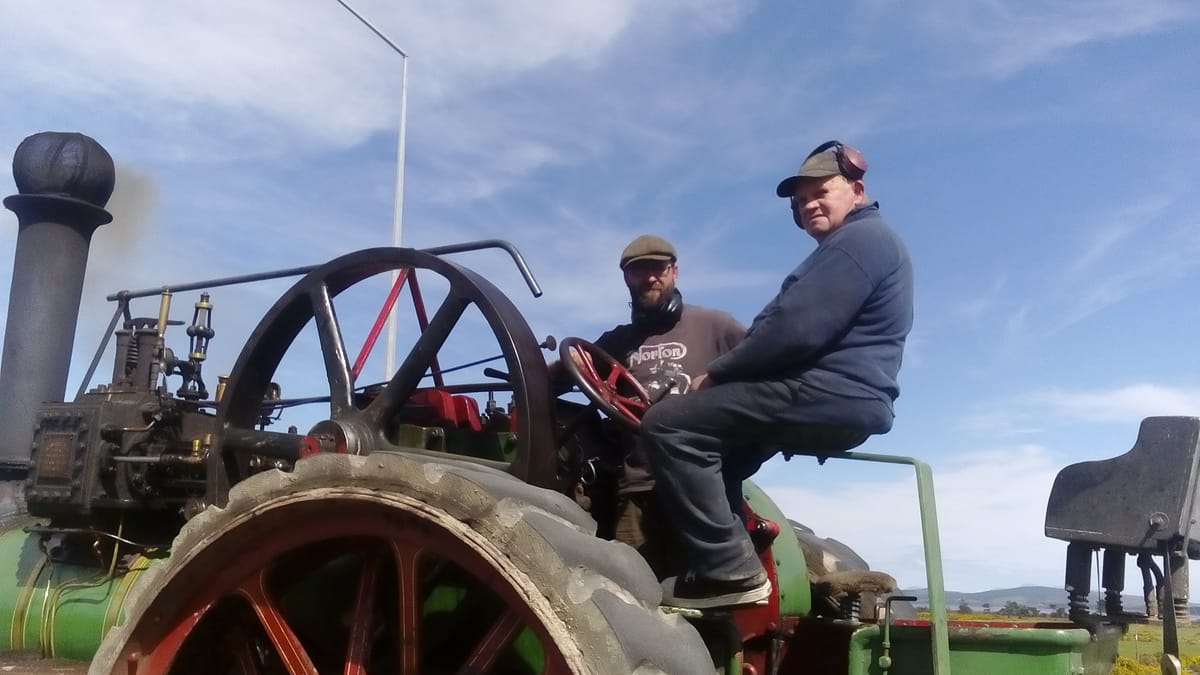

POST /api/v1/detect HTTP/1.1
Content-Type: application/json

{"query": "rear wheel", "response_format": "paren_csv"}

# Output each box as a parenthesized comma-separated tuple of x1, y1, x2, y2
(91, 452, 713, 675)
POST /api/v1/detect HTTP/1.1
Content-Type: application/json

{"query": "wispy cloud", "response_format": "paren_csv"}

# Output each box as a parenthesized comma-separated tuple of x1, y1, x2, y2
(911, 0, 1199, 78)
(1031, 383, 1200, 423)
(1049, 191, 1199, 331)
(954, 273, 1008, 321)
(962, 382, 1200, 435)
(0, 1, 759, 376)
(0, 1, 745, 159)
(957, 188, 1200, 338)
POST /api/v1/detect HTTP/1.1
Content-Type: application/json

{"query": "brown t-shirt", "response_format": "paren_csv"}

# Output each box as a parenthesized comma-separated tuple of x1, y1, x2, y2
(594, 304, 745, 493)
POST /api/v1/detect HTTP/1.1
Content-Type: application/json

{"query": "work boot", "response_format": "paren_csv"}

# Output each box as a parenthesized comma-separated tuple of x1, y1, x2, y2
(661, 570, 771, 609)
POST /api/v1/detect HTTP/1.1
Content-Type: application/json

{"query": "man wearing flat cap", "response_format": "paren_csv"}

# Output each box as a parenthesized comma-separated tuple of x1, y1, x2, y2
(641, 141, 914, 609)
(557, 234, 744, 580)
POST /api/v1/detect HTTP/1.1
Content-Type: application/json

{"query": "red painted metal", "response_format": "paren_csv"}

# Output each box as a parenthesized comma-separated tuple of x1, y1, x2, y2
(393, 543, 420, 675)
(350, 268, 410, 380)
(111, 497, 575, 675)
(403, 389, 483, 430)
(727, 506, 785, 675)
(132, 601, 209, 673)
(237, 573, 318, 674)
(564, 340, 650, 426)
(342, 550, 381, 675)
(406, 272, 445, 388)
(599, 361, 649, 420)
(464, 609, 523, 672)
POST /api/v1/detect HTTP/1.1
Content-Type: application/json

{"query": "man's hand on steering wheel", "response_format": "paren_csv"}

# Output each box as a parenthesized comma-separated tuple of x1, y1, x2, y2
(558, 337, 651, 431)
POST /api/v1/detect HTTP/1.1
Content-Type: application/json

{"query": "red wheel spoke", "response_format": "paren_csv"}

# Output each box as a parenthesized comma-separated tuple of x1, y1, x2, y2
(574, 347, 603, 384)
(364, 295, 470, 427)
(612, 393, 648, 412)
(237, 571, 319, 675)
(392, 544, 424, 675)
(604, 367, 624, 388)
(560, 337, 651, 430)
(343, 551, 384, 675)
(456, 608, 523, 674)
(106, 494, 594, 675)
(310, 283, 354, 416)
(407, 271, 447, 388)
(351, 268, 410, 380)
(140, 604, 210, 672)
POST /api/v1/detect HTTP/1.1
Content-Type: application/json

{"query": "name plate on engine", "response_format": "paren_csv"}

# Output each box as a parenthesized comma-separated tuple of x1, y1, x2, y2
(36, 432, 75, 480)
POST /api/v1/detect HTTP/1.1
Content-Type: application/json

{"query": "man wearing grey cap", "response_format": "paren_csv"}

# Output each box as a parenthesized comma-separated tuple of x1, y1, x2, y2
(641, 140, 914, 609)
(558, 234, 744, 580)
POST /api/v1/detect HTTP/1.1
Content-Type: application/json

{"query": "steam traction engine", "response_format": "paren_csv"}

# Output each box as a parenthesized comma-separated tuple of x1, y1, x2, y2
(0, 132, 1197, 675)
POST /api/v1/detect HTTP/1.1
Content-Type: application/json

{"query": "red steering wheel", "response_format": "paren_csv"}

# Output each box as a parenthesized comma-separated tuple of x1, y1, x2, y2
(559, 337, 651, 431)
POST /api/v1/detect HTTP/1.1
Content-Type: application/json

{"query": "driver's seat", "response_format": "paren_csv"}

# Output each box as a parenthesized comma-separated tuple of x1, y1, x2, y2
(779, 425, 872, 460)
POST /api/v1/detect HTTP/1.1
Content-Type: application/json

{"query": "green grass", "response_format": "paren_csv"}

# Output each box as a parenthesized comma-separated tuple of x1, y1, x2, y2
(1121, 621, 1200, 662)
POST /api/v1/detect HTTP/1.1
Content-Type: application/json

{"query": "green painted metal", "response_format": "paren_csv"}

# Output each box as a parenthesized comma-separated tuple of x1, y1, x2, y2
(845, 621, 1119, 674)
(393, 424, 518, 463)
(0, 442, 1122, 675)
(742, 480, 811, 617)
(784, 450, 952, 674)
(0, 518, 151, 661)
(418, 562, 544, 671)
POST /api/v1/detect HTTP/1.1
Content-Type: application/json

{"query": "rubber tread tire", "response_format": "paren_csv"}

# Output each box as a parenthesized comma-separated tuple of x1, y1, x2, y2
(90, 452, 713, 675)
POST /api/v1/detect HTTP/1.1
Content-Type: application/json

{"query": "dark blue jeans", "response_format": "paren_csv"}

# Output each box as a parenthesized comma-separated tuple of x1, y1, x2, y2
(640, 379, 875, 581)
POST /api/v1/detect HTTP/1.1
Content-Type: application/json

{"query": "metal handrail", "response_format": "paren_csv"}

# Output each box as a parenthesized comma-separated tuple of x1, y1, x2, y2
(790, 449, 952, 675)
(76, 241, 542, 398)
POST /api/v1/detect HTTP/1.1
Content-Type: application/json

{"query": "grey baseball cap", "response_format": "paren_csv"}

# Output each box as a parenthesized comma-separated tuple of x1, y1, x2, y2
(775, 150, 845, 198)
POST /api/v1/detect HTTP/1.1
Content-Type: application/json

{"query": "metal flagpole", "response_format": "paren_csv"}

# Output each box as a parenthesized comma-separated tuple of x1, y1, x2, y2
(384, 56, 408, 379)
(331, 0, 409, 380)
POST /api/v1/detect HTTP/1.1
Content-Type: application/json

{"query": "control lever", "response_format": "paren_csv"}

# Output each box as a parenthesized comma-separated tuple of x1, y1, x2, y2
(442, 337, 555, 381)
(880, 595, 918, 671)
(483, 367, 510, 382)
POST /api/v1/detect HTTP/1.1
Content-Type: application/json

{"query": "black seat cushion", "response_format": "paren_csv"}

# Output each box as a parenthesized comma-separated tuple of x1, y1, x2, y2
(1045, 416, 1200, 554)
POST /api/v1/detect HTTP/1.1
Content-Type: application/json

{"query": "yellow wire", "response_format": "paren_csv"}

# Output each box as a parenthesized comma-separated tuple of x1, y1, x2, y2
(9, 548, 49, 651)
(41, 517, 125, 656)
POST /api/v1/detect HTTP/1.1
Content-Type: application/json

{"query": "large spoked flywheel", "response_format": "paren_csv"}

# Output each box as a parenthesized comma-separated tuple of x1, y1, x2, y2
(90, 453, 713, 674)
(209, 246, 560, 504)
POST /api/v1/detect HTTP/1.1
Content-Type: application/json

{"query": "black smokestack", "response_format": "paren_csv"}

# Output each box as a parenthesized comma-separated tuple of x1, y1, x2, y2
(0, 132, 114, 477)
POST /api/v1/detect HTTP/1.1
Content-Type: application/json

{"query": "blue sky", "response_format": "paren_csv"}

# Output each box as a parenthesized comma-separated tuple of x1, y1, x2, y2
(2, 1, 1200, 596)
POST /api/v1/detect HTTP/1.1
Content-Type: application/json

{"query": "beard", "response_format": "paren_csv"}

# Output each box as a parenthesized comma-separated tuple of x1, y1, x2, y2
(630, 279, 676, 312)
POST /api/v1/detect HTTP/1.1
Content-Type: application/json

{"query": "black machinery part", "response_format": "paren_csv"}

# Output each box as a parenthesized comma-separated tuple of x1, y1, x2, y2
(1045, 416, 1200, 554)
(209, 246, 558, 507)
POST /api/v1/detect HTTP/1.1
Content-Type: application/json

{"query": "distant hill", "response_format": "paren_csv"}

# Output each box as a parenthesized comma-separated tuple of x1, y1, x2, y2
(904, 585, 1200, 614)
(905, 586, 1067, 612)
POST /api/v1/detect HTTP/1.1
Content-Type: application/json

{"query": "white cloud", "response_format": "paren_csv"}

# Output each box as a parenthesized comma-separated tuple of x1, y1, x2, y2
(757, 444, 1065, 591)
(953, 273, 1008, 321)
(1048, 193, 1200, 331)
(0, 1, 744, 156)
(962, 383, 1200, 436)
(1032, 384, 1200, 423)
(760, 440, 1200, 598)
(957, 188, 1200, 338)
(912, 0, 1198, 78)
